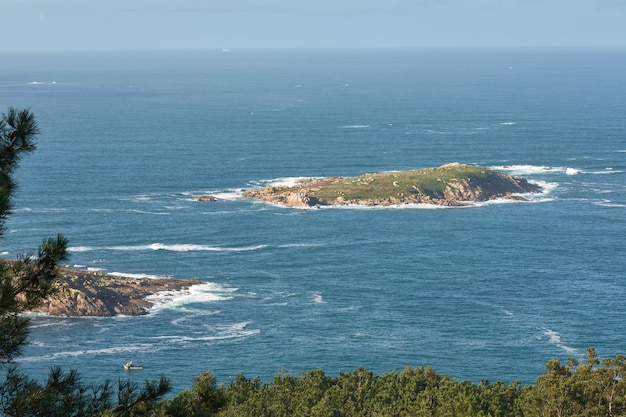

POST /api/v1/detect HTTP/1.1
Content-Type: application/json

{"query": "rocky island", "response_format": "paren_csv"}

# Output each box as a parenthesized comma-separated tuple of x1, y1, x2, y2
(241, 163, 541, 208)
(31, 267, 201, 317)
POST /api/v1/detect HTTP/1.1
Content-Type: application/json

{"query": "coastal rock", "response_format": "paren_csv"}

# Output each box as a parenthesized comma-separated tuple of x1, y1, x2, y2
(31, 268, 201, 317)
(192, 195, 221, 202)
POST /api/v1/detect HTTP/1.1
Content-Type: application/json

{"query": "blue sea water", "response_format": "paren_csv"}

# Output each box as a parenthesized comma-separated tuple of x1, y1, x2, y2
(1, 48, 626, 392)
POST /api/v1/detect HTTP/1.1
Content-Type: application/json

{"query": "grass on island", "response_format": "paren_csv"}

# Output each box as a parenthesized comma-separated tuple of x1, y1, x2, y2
(303, 164, 508, 201)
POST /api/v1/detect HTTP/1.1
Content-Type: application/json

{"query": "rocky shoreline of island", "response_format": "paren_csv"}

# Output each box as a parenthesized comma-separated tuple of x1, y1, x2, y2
(196, 163, 542, 208)
(30, 267, 202, 317)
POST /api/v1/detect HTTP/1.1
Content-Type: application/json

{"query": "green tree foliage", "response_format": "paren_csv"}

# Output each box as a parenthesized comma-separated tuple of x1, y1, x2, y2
(0, 107, 69, 363)
(158, 371, 226, 417)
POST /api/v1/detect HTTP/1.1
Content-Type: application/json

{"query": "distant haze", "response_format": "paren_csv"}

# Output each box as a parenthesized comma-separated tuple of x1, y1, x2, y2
(2, 0, 625, 51)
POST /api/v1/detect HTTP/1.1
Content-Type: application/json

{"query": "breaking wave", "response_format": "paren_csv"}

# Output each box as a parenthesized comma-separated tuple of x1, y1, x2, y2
(145, 282, 238, 311)
(69, 243, 268, 253)
(540, 327, 578, 355)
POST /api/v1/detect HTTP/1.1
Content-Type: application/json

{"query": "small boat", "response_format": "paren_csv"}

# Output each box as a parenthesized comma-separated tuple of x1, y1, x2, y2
(123, 361, 143, 370)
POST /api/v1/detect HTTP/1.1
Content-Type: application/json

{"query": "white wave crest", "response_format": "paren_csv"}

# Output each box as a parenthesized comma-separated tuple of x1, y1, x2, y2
(28, 81, 58, 85)
(278, 243, 325, 249)
(312, 292, 325, 304)
(207, 189, 245, 200)
(145, 282, 238, 311)
(340, 124, 370, 129)
(145, 243, 267, 252)
(152, 322, 260, 342)
(68, 246, 93, 252)
(107, 272, 172, 280)
(493, 164, 568, 175)
(540, 327, 577, 354)
(565, 168, 580, 175)
(19, 343, 155, 363)
(256, 177, 320, 188)
(594, 199, 626, 208)
(587, 169, 624, 175)
(70, 243, 268, 253)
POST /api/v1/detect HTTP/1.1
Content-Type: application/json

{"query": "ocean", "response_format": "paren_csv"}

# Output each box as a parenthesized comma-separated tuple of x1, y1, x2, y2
(1, 47, 625, 392)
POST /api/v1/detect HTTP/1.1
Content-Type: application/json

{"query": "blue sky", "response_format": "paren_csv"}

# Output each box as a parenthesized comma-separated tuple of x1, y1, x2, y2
(2, 0, 625, 51)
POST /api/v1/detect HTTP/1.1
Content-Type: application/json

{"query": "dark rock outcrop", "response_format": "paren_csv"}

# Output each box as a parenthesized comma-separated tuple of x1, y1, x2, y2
(31, 268, 201, 317)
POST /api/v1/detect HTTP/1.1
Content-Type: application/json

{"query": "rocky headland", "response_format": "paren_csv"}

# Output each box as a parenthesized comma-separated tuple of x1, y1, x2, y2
(240, 163, 541, 208)
(31, 268, 201, 317)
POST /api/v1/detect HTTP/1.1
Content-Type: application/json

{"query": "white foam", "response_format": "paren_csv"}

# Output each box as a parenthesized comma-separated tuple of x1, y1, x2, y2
(68, 246, 93, 252)
(159, 243, 267, 252)
(499, 122, 517, 126)
(259, 177, 319, 188)
(71, 243, 268, 253)
(145, 282, 238, 311)
(565, 168, 580, 175)
(151, 322, 260, 342)
(278, 243, 325, 249)
(170, 310, 221, 326)
(493, 164, 567, 175)
(540, 327, 577, 354)
(19, 343, 155, 363)
(28, 81, 58, 85)
(107, 272, 173, 280)
(207, 189, 245, 200)
(126, 209, 170, 215)
(594, 199, 626, 208)
(312, 292, 325, 304)
(588, 169, 624, 175)
(340, 124, 370, 129)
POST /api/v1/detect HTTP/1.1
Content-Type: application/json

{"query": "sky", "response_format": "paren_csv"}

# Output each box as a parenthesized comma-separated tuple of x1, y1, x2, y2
(1, 0, 625, 51)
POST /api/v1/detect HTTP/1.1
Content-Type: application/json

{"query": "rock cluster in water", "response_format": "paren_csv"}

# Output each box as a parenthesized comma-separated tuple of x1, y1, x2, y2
(31, 268, 200, 317)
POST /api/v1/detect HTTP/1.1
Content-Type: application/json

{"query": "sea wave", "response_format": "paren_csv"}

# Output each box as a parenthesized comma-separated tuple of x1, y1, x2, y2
(593, 199, 626, 208)
(312, 292, 325, 304)
(145, 282, 238, 311)
(69, 243, 268, 253)
(18, 343, 156, 363)
(253, 177, 322, 188)
(107, 272, 173, 280)
(277, 243, 325, 249)
(340, 124, 370, 129)
(539, 327, 578, 355)
(492, 164, 569, 175)
(586, 168, 624, 175)
(495, 164, 622, 177)
(206, 189, 245, 200)
(426, 126, 490, 135)
(151, 322, 260, 342)
(28, 81, 58, 85)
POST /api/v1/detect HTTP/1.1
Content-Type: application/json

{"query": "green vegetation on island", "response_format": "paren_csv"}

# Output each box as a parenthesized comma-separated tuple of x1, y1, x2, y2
(243, 163, 541, 207)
